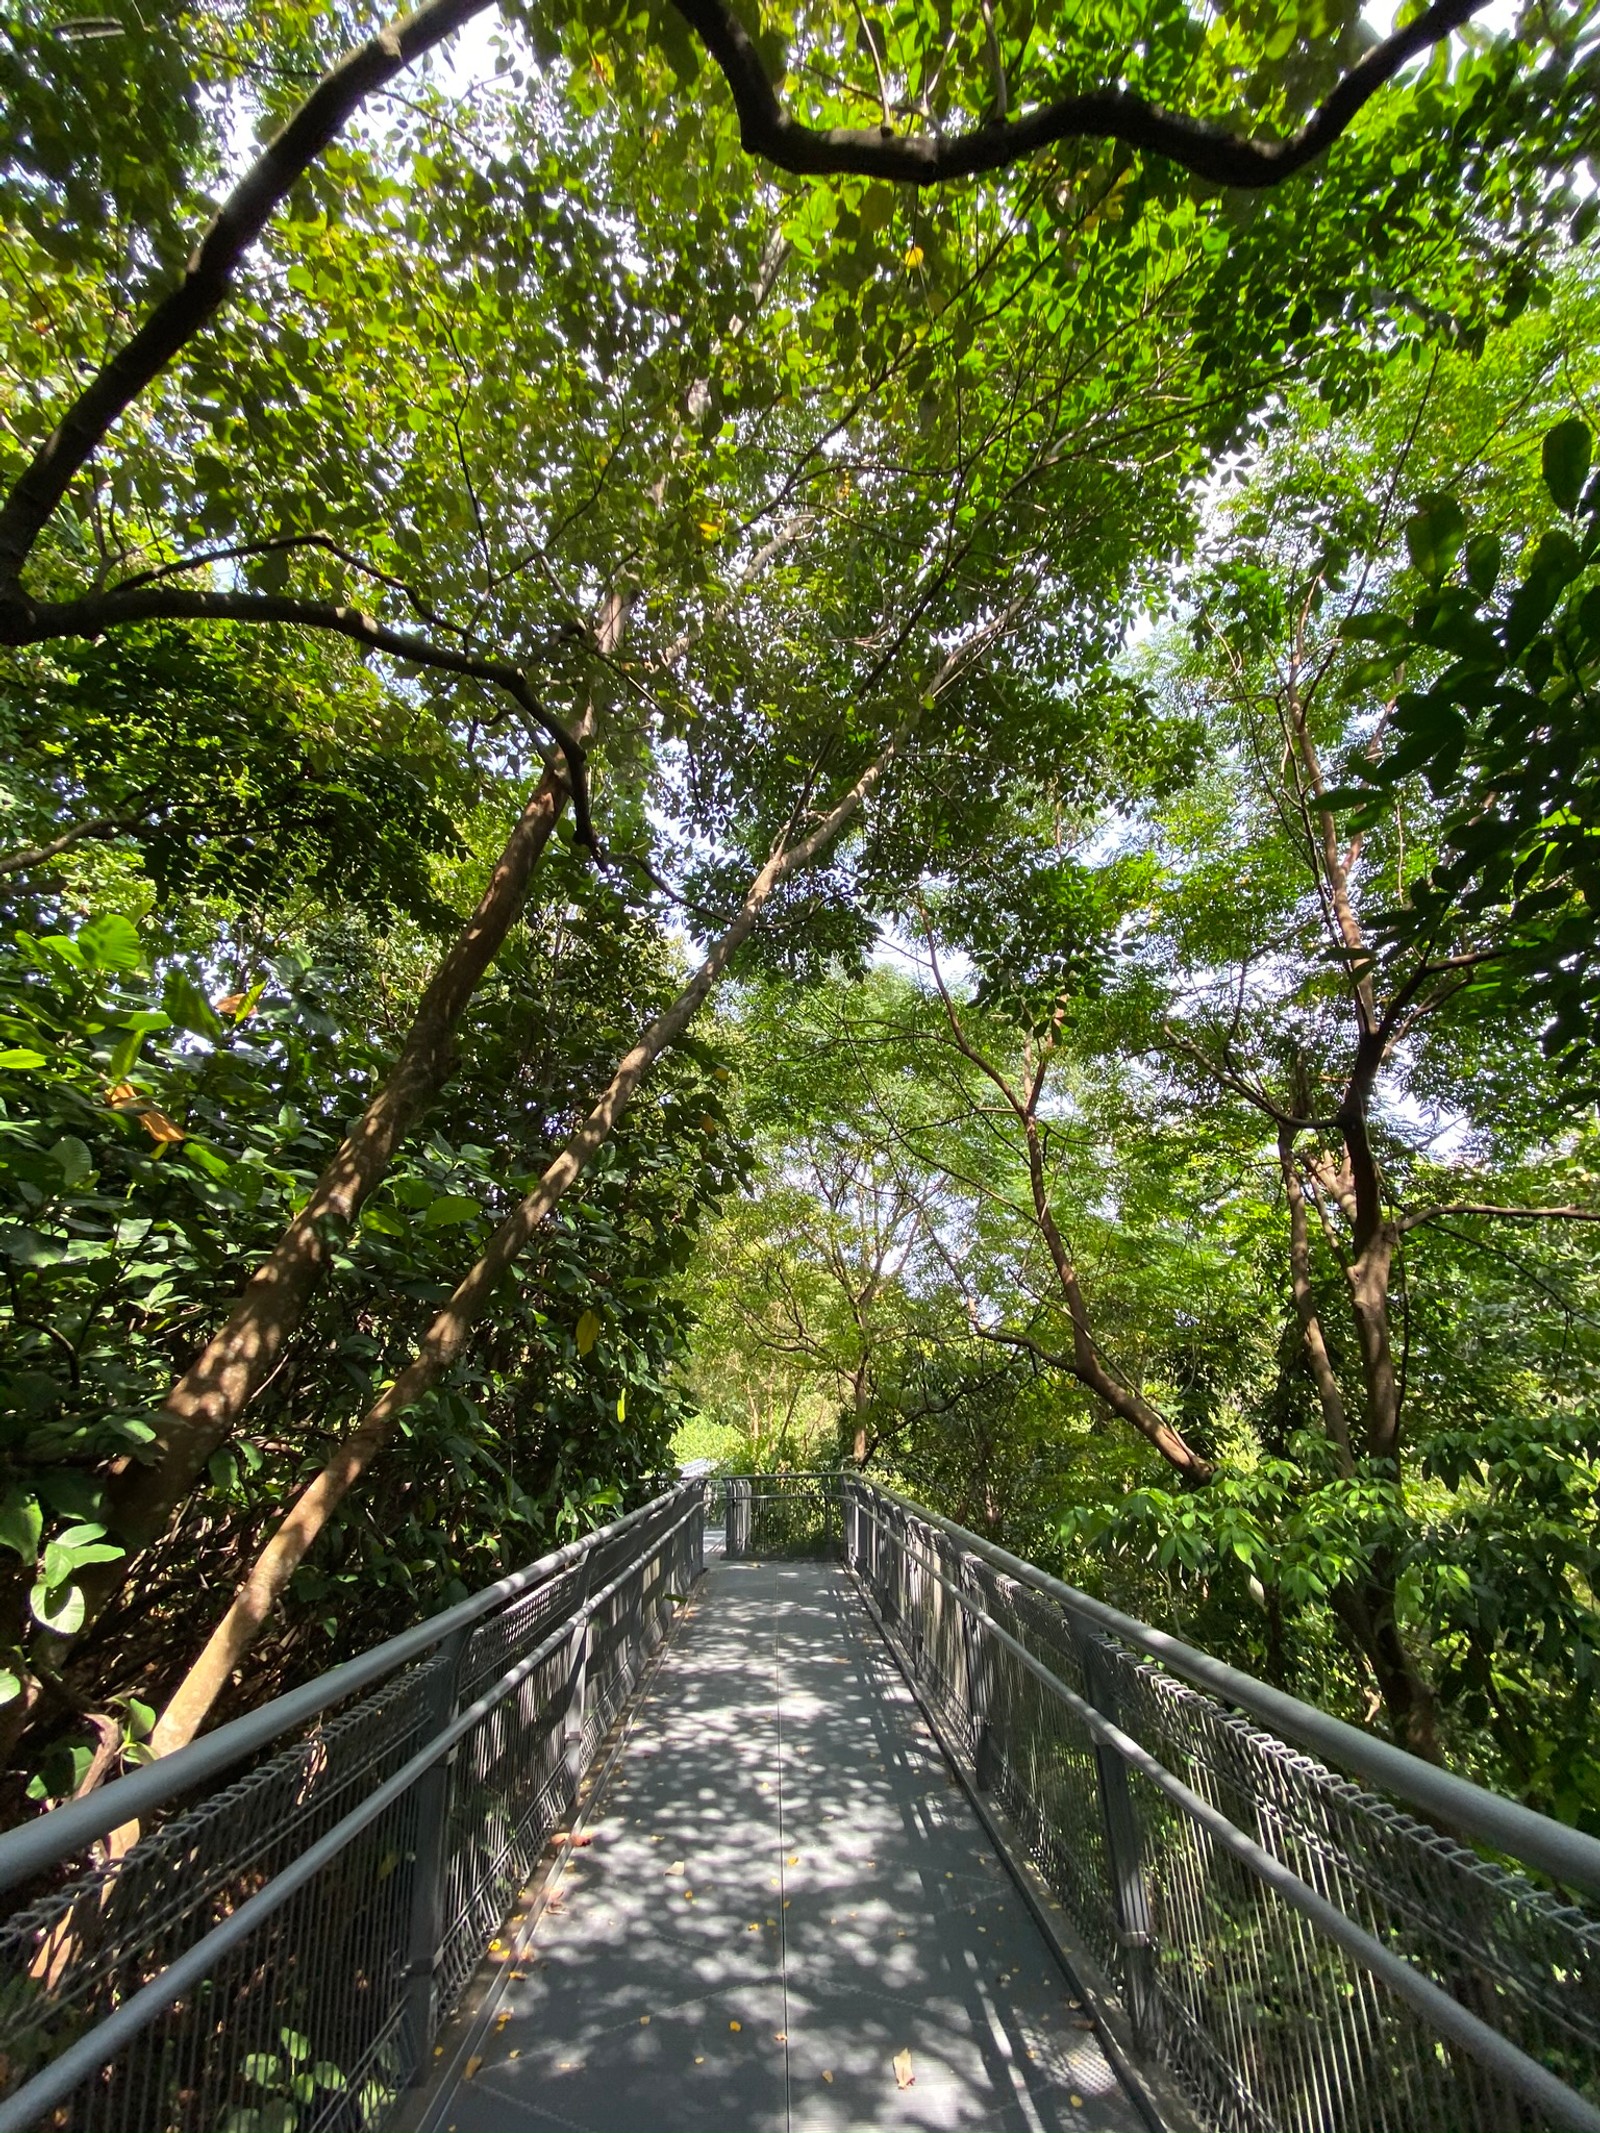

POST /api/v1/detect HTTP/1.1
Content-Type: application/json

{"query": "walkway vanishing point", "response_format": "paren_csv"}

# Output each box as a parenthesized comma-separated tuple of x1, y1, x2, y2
(0, 1477, 1597, 2133)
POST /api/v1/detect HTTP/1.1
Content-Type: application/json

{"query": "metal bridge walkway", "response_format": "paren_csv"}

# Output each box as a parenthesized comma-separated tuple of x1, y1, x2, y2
(2, 1478, 1598, 2133)
(426, 1560, 1139, 2133)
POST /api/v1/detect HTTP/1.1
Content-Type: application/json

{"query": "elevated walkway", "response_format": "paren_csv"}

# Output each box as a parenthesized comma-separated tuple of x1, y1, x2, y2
(426, 1561, 1138, 2133)
(0, 1477, 1597, 2133)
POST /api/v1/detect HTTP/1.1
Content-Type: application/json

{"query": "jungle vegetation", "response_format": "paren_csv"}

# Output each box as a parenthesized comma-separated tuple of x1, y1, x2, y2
(0, 0, 1598, 1824)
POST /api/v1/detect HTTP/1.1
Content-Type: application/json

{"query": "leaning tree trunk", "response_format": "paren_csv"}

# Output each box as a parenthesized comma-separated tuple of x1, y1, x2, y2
(5, 713, 598, 1762)
(145, 720, 915, 1756)
(1023, 1119, 1213, 1482)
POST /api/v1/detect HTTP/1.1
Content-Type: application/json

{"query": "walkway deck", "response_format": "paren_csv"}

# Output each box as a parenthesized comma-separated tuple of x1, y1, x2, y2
(428, 1559, 1141, 2133)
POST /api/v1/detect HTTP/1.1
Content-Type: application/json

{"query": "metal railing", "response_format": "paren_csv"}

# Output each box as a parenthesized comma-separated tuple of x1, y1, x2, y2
(840, 1480, 1600, 2133)
(0, 1481, 704, 2133)
(720, 1469, 844, 1560)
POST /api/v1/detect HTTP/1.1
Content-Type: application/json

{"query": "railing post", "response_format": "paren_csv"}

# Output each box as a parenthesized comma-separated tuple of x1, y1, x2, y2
(727, 1479, 750, 1560)
(959, 1555, 997, 1787)
(562, 1546, 600, 1807)
(1073, 1624, 1157, 2049)
(402, 1621, 472, 2082)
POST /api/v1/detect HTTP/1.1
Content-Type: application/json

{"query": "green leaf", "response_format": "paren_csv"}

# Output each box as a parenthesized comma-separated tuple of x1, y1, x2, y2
(77, 914, 145, 972)
(1404, 494, 1466, 583)
(52, 1136, 94, 1187)
(422, 1193, 481, 1228)
(1542, 418, 1592, 516)
(0, 1669, 22, 1707)
(0, 1491, 42, 1567)
(0, 1049, 46, 1069)
(1464, 533, 1501, 596)
(163, 968, 224, 1040)
(30, 1581, 85, 1636)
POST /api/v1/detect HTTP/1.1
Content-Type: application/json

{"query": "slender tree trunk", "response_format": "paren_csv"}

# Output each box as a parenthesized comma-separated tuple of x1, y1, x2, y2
(9, 758, 571, 1700)
(146, 723, 912, 1754)
(1278, 1126, 1355, 1474)
(1347, 1227, 1403, 1467)
(1022, 1120, 1212, 1482)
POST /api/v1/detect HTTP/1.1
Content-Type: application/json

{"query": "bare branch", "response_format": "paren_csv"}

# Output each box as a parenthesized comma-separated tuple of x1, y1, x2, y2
(1398, 1202, 1600, 1234)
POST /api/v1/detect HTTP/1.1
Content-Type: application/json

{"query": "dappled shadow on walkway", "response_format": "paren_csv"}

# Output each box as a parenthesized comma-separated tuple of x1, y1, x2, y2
(431, 1562, 1140, 2133)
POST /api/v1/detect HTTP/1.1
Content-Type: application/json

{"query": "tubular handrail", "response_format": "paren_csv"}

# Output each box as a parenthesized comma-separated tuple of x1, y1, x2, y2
(857, 1494, 1600, 2133)
(0, 1479, 699, 1897)
(0, 1493, 705, 2133)
(850, 1478, 1600, 1901)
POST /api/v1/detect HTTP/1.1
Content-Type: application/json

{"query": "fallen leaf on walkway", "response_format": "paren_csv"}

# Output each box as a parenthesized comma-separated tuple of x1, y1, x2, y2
(822, 2071, 834, 2084)
(894, 2049, 915, 2089)
(552, 1831, 594, 1848)
(464, 2057, 483, 2082)
(729, 2021, 742, 2032)
(495, 2013, 511, 2031)
(640, 2016, 650, 2025)
(665, 1861, 685, 1876)
(1070, 2096, 1084, 2109)
(774, 2032, 787, 2043)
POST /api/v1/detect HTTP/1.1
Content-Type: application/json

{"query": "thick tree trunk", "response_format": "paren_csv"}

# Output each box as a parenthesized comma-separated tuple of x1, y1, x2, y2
(1331, 1564, 1439, 1760)
(146, 724, 912, 1754)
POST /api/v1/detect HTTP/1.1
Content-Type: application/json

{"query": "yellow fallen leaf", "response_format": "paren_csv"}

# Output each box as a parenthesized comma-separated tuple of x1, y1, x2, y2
(730, 2020, 742, 2032)
(640, 2015, 651, 2025)
(774, 2031, 787, 2043)
(894, 2049, 915, 2089)
(464, 2056, 483, 2082)
(665, 1861, 685, 1876)
(822, 2071, 834, 2084)
(695, 2055, 705, 2064)
(1071, 2097, 1084, 2109)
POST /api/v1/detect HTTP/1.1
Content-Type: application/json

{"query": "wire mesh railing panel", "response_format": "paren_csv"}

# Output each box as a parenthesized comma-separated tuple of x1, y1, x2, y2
(841, 1480, 1600, 2133)
(0, 1483, 705, 2133)
(0, 1653, 438, 2121)
(434, 1633, 573, 2015)
(722, 1473, 844, 1560)
(1103, 1639, 1600, 2123)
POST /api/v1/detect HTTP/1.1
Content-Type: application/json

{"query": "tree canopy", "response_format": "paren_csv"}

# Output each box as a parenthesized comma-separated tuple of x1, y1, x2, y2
(0, 0, 1597, 1821)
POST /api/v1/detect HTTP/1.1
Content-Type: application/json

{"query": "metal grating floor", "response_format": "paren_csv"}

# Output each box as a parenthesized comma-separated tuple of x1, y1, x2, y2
(425, 1559, 1142, 2133)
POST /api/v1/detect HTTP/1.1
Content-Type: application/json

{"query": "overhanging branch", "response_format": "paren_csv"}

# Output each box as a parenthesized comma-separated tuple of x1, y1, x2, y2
(0, 583, 595, 849)
(669, 0, 1489, 187)
(0, 0, 1492, 600)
